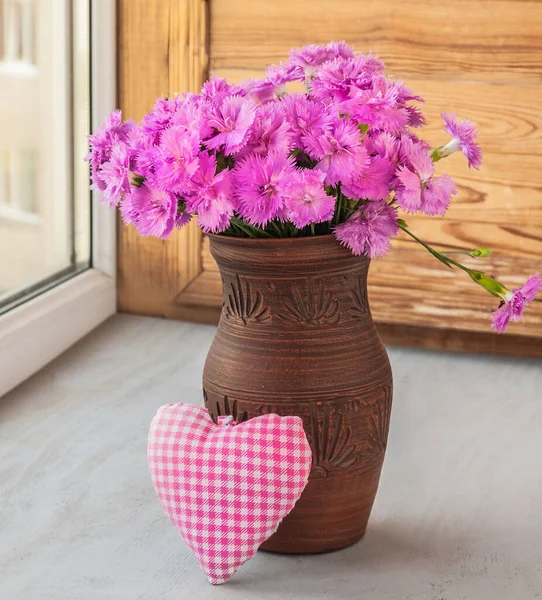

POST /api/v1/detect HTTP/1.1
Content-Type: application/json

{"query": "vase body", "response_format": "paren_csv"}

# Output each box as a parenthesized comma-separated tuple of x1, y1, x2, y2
(203, 234, 393, 554)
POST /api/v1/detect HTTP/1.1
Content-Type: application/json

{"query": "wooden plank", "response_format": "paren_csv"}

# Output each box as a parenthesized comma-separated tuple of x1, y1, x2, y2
(369, 249, 542, 336)
(118, 0, 209, 319)
(393, 218, 542, 259)
(210, 0, 542, 83)
(376, 323, 542, 359)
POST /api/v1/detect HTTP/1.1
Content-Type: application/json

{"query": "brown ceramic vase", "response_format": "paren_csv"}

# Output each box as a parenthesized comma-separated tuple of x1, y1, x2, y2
(203, 233, 393, 554)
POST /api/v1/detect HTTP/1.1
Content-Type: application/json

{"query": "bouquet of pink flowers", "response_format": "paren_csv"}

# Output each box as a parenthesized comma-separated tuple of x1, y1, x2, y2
(87, 41, 540, 332)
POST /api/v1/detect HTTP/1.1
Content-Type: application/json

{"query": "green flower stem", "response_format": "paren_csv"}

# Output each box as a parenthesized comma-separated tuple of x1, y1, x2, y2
(398, 223, 510, 300)
(333, 192, 343, 224)
(443, 247, 491, 259)
(269, 220, 283, 236)
(230, 216, 273, 238)
(398, 222, 456, 271)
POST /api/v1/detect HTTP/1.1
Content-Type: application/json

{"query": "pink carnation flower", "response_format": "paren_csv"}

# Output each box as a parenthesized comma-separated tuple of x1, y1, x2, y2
(170, 94, 214, 140)
(440, 113, 483, 169)
(98, 143, 132, 207)
(186, 153, 234, 233)
(341, 77, 409, 132)
(133, 138, 160, 179)
(87, 110, 136, 192)
(241, 64, 305, 104)
(289, 41, 355, 76)
(334, 201, 399, 257)
(141, 97, 183, 144)
(266, 62, 306, 85)
(304, 119, 363, 186)
(284, 169, 335, 228)
(343, 155, 394, 201)
(239, 79, 280, 105)
(395, 148, 456, 215)
(394, 81, 426, 127)
(87, 110, 135, 169)
(492, 273, 542, 332)
(201, 74, 245, 102)
(367, 131, 400, 162)
(130, 183, 178, 239)
(310, 54, 384, 103)
(281, 95, 333, 150)
(233, 152, 295, 227)
(239, 103, 294, 157)
(175, 211, 192, 229)
(205, 96, 257, 154)
(154, 125, 200, 194)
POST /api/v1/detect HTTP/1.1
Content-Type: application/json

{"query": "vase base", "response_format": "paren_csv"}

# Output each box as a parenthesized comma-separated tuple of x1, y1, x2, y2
(258, 530, 366, 555)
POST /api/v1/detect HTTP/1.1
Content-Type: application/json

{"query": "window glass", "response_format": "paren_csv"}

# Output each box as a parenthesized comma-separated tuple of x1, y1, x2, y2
(0, 0, 91, 312)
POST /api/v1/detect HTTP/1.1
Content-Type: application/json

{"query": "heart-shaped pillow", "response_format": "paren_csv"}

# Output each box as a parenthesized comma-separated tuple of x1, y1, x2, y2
(147, 403, 312, 584)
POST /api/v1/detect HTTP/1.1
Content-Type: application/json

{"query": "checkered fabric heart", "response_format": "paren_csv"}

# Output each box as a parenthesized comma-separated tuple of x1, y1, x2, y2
(147, 403, 312, 584)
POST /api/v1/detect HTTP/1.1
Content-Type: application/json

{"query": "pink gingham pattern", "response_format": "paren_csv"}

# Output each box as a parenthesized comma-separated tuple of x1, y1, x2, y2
(147, 403, 312, 585)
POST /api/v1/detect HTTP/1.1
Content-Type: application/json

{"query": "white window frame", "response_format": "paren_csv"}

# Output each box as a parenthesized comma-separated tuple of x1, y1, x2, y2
(0, 1, 117, 397)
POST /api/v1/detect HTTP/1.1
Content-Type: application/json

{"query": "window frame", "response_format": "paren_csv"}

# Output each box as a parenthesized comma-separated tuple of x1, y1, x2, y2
(0, 0, 117, 397)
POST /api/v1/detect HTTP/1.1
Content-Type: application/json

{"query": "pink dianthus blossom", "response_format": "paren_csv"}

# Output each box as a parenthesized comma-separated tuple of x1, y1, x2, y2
(341, 77, 409, 132)
(201, 74, 245, 102)
(239, 103, 294, 157)
(310, 54, 384, 103)
(130, 184, 178, 239)
(186, 153, 234, 233)
(86, 110, 136, 191)
(289, 41, 356, 76)
(154, 125, 200, 194)
(281, 95, 333, 150)
(284, 169, 335, 228)
(334, 201, 399, 257)
(304, 119, 364, 186)
(395, 148, 456, 215)
(233, 152, 295, 227)
(492, 273, 542, 332)
(439, 113, 482, 169)
(98, 143, 133, 207)
(205, 96, 257, 154)
(141, 97, 183, 144)
(343, 155, 394, 201)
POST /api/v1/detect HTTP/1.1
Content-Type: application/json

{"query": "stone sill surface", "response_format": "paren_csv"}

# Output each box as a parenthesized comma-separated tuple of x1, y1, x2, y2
(1, 314, 541, 599)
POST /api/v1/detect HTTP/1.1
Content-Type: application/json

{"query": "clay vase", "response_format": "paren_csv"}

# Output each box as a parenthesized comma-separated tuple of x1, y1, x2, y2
(203, 234, 393, 554)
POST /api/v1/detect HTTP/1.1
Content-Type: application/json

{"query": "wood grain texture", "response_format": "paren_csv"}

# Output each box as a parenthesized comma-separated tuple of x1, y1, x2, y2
(203, 235, 393, 553)
(118, 0, 210, 320)
(210, 0, 542, 83)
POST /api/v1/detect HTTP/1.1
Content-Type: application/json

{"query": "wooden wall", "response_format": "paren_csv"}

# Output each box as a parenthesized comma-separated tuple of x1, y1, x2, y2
(118, 0, 542, 356)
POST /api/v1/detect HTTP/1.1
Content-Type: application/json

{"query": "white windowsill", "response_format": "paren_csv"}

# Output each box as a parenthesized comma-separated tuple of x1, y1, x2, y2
(0, 0, 118, 397)
(0, 203, 39, 226)
(1, 314, 541, 598)
(0, 61, 38, 78)
(0, 269, 115, 397)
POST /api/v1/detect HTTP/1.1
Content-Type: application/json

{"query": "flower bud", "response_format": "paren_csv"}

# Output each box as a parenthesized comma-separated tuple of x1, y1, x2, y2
(469, 271, 509, 299)
(469, 247, 491, 258)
